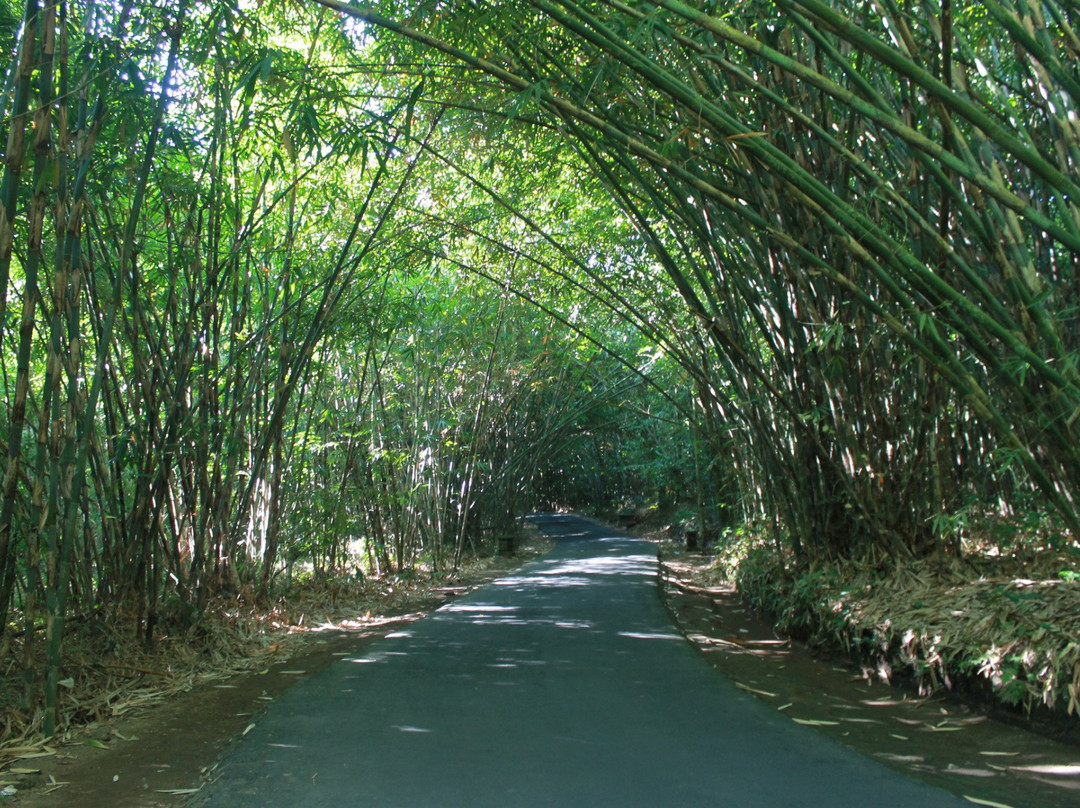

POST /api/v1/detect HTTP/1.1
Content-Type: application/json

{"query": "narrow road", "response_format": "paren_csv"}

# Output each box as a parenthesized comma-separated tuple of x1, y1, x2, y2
(195, 515, 968, 807)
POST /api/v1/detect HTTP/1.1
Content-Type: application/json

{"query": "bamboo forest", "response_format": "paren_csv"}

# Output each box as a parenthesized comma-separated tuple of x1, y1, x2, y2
(0, 0, 1078, 783)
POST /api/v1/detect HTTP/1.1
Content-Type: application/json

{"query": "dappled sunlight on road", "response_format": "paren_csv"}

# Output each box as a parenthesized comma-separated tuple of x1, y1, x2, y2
(616, 631, 683, 641)
(539, 554, 655, 577)
(198, 515, 983, 808)
(336, 524, 678, 676)
(494, 574, 594, 588)
(491, 550, 656, 591)
(430, 601, 597, 630)
(343, 649, 409, 664)
(440, 604, 519, 613)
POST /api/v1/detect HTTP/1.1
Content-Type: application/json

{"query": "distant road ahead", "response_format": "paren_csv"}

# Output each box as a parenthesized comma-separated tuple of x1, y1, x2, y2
(195, 514, 968, 807)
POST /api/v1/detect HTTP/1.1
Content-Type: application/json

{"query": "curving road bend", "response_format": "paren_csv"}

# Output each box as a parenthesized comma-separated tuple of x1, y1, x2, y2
(193, 514, 969, 807)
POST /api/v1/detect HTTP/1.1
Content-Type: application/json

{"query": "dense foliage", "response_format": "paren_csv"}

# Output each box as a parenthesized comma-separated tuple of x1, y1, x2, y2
(328, 0, 1080, 552)
(0, 0, 1078, 736)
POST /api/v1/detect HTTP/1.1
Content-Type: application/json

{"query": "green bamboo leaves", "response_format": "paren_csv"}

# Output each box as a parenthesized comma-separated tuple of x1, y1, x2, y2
(322, 0, 1080, 551)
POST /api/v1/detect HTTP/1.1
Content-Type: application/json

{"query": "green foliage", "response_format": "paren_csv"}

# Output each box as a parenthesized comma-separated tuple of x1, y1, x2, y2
(336, 0, 1080, 561)
(737, 547, 847, 643)
(4, 0, 1080, 737)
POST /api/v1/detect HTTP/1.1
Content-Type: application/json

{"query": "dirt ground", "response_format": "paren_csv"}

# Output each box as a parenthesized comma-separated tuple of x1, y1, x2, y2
(2, 538, 1079, 808)
(3, 613, 430, 807)
(660, 550, 1080, 808)
(0, 548, 542, 808)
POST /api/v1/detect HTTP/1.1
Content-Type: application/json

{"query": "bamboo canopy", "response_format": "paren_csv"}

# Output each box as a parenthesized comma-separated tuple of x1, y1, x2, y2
(0, 0, 1078, 738)
(319, 0, 1080, 553)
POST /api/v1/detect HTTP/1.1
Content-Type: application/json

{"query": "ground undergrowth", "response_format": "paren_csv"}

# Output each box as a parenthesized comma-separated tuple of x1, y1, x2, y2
(0, 531, 552, 765)
(634, 513, 1080, 740)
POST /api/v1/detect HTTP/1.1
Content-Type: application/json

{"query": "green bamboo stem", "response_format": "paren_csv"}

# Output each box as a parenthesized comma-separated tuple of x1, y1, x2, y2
(0, 0, 41, 634)
(786, 0, 1080, 201)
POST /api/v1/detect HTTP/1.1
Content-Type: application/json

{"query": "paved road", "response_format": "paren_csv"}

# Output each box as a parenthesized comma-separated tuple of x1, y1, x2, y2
(195, 515, 969, 807)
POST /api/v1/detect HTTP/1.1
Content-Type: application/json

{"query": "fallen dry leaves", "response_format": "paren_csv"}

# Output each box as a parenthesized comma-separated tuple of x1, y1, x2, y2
(0, 533, 552, 764)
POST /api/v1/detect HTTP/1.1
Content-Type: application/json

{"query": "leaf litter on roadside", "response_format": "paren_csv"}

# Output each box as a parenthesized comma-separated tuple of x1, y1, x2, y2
(0, 534, 553, 761)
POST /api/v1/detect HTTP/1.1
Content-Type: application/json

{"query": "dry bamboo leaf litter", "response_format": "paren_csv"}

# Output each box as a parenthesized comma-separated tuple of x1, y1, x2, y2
(0, 536, 552, 750)
(734, 546, 1080, 718)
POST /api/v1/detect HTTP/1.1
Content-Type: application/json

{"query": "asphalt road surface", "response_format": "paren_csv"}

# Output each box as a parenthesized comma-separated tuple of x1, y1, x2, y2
(194, 514, 969, 807)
